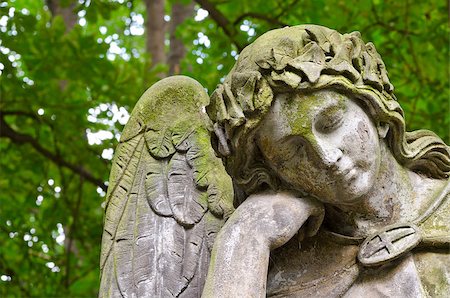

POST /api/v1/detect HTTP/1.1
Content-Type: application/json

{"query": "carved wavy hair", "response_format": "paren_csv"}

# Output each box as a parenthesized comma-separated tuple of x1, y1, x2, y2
(207, 25, 450, 195)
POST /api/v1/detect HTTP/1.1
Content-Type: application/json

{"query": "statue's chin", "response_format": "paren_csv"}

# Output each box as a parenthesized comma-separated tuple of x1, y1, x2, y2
(337, 173, 373, 204)
(305, 172, 374, 206)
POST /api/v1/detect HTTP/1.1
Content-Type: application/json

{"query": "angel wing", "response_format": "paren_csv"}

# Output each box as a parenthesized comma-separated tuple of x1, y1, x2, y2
(99, 76, 235, 298)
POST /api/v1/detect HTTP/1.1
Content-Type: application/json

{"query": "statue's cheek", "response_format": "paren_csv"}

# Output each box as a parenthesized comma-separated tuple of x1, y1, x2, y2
(342, 118, 378, 166)
(357, 121, 371, 144)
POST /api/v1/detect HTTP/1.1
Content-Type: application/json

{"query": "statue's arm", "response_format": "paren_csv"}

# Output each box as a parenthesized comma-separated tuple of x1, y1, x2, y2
(202, 192, 324, 298)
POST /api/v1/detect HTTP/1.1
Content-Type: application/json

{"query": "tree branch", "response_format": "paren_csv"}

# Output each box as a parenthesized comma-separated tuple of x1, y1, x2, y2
(1, 110, 40, 120)
(0, 113, 107, 191)
(233, 12, 287, 27)
(194, 0, 244, 51)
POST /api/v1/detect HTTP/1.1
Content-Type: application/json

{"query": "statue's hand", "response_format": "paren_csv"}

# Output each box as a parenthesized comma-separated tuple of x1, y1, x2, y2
(230, 191, 325, 249)
(202, 192, 324, 298)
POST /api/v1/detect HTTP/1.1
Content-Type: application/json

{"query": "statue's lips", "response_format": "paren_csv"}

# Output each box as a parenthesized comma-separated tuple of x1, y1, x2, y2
(330, 162, 358, 182)
(341, 168, 358, 181)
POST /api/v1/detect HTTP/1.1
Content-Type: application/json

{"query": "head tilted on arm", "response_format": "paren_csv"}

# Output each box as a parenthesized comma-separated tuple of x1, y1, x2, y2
(207, 25, 450, 196)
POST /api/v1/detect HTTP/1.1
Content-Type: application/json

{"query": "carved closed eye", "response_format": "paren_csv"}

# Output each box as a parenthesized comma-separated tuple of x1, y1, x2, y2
(315, 108, 345, 133)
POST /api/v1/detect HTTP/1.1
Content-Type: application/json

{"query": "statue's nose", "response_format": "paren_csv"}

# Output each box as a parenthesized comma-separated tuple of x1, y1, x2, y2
(312, 137, 343, 168)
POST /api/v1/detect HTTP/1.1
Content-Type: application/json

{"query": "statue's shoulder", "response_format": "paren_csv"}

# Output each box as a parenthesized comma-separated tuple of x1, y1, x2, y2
(413, 250, 450, 296)
(413, 181, 450, 296)
(418, 181, 450, 244)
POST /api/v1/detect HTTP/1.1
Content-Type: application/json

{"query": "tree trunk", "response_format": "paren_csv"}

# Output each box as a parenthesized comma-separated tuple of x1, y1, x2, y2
(46, 0, 77, 32)
(145, 0, 166, 68)
(168, 1, 195, 75)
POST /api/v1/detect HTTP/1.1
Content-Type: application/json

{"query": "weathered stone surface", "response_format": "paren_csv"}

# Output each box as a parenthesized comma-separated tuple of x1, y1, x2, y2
(100, 26, 450, 298)
(99, 76, 234, 298)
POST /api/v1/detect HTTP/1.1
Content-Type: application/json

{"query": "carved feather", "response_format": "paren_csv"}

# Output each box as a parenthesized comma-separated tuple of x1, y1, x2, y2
(99, 76, 235, 298)
(145, 157, 172, 217)
(101, 135, 144, 272)
(145, 129, 176, 159)
(168, 152, 207, 226)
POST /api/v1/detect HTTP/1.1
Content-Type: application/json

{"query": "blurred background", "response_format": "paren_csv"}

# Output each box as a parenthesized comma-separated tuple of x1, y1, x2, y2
(0, 0, 448, 296)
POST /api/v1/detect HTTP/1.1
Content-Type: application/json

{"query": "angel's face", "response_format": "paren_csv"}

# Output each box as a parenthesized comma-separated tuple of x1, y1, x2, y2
(257, 89, 381, 205)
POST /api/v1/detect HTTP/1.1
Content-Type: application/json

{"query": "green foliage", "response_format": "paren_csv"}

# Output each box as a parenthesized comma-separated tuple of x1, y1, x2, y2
(0, 0, 447, 296)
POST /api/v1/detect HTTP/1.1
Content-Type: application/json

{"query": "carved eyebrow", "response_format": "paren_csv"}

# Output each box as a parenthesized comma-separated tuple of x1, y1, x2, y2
(318, 100, 347, 116)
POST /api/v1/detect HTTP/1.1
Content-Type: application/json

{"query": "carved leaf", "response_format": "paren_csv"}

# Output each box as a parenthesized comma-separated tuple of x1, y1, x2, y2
(271, 71, 302, 88)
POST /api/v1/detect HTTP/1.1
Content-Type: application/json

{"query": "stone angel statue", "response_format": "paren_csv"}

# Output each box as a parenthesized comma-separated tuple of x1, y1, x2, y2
(99, 25, 450, 297)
